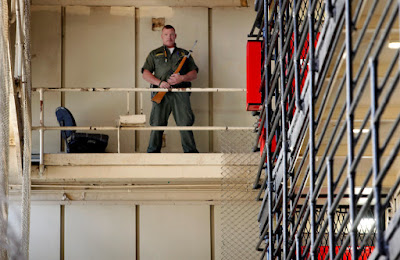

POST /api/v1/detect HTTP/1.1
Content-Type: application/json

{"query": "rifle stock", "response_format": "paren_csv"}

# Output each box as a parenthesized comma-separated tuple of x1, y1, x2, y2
(151, 56, 188, 104)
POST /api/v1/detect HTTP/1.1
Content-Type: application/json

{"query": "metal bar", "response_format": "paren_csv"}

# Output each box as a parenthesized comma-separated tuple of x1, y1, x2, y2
(253, 105, 266, 152)
(278, 0, 288, 256)
(311, 204, 328, 251)
(307, 0, 316, 258)
(295, 234, 301, 260)
(33, 87, 246, 93)
(348, 70, 400, 178)
(326, 157, 335, 260)
(117, 127, 120, 153)
(314, 13, 345, 101)
(39, 88, 44, 175)
(264, 0, 274, 256)
(369, 57, 386, 256)
(315, 42, 345, 123)
(353, 1, 396, 83)
(32, 126, 254, 131)
(316, 76, 345, 151)
(344, 0, 358, 258)
(126, 92, 130, 114)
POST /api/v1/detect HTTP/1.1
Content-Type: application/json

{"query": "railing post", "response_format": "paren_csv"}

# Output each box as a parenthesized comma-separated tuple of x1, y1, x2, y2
(344, 0, 358, 258)
(262, 0, 274, 258)
(295, 234, 301, 260)
(327, 157, 335, 260)
(308, 0, 316, 259)
(293, 0, 302, 111)
(278, 0, 288, 258)
(39, 88, 45, 175)
(369, 57, 387, 257)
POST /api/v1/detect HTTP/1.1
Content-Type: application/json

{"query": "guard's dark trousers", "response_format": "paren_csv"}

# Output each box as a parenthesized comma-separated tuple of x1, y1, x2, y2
(147, 92, 198, 153)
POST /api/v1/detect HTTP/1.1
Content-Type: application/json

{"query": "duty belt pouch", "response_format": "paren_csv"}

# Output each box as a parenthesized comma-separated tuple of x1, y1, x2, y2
(150, 84, 158, 99)
(55, 107, 109, 153)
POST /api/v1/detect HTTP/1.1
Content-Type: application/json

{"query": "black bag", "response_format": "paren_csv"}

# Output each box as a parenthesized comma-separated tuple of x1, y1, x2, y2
(55, 107, 109, 153)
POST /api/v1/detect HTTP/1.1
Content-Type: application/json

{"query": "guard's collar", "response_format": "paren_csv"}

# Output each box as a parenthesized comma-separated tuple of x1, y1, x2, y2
(163, 43, 177, 49)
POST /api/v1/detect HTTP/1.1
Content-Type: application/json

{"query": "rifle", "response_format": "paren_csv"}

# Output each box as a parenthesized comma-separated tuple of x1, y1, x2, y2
(151, 40, 198, 104)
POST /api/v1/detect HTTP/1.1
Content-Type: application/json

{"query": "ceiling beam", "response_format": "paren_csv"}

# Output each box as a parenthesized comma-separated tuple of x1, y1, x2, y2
(31, 0, 248, 7)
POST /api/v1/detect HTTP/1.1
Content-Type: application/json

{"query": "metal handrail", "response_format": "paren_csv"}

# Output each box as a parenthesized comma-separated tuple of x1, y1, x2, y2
(33, 86, 250, 176)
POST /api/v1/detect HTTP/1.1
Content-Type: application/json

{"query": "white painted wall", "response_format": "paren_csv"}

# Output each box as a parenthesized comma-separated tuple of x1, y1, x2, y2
(211, 7, 256, 151)
(8, 203, 60, 260)
(140, 204, 211, 259)
(65, 6, 136, 153)
(7, 203, 220, 259)
(65, 204, 136, 260)
(31, 6, 62, 153)
(30, 205, 61, 260)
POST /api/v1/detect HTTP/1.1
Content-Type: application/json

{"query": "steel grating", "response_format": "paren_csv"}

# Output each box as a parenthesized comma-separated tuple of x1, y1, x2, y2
(249, 0, 400, 259)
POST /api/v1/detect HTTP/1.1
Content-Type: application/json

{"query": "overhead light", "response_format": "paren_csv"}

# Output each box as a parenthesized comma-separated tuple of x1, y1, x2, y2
(353, 129, 369, 134)
(354, 187, 373, 194)
(357, 218, 375, 233)
(388, 42, 400, 49)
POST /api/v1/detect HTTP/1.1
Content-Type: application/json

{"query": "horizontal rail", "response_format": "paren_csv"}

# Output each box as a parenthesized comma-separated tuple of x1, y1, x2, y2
(32, 126, 254, 131)
(32, 87, 246, 93)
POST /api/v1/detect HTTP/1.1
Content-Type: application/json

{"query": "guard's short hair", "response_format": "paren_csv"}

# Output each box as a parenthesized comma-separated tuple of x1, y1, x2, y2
(162, 25, 175, 32)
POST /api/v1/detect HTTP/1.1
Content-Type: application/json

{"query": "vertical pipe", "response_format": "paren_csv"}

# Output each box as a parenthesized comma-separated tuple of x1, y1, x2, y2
(140, 92, 143, 115)
(39, 88, 44, 175)
(61, 7, 66, 152)
(344, 0, 358, 258)
(117, 128, 121, 153)
(307, 0, 316, 259)
(127, 92, 130, 115)
(369, 58, 385, 256)
(278, 0, 288, 257)
(273, 9, 280, 255)
(208, 8, 214, 153)
(327, 157, 335, 260)
(263, 0, 274, 257)
(289, 0, 298, 239)
(295, 234, 301, 260)
(292, 0, 302, 111)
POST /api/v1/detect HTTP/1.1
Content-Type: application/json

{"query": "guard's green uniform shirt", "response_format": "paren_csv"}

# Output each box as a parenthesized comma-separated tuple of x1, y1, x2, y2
(142, 45, 199, 95)
(141, 45, 199, 153)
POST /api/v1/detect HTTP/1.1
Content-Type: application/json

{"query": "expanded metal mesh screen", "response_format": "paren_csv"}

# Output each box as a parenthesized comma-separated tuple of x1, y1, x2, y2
(0, 2, 11, 258)
(219, 130, 261, 260)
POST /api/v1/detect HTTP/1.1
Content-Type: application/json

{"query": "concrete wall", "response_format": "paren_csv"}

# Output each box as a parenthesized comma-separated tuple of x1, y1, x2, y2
(8, 203, 221, 260)
(31, 4, 255, 153)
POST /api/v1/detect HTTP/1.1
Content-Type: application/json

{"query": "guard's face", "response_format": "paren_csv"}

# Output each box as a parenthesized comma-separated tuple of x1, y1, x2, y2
(161, 28, 177, 47)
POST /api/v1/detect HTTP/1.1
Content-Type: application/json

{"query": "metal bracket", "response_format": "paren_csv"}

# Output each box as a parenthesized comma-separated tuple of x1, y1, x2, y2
(39, 164, 46, 177)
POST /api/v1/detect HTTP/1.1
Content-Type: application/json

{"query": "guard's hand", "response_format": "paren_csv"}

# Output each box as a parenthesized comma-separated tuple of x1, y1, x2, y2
(167, 74, 184, 86)
(159, 81, 171, 90)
